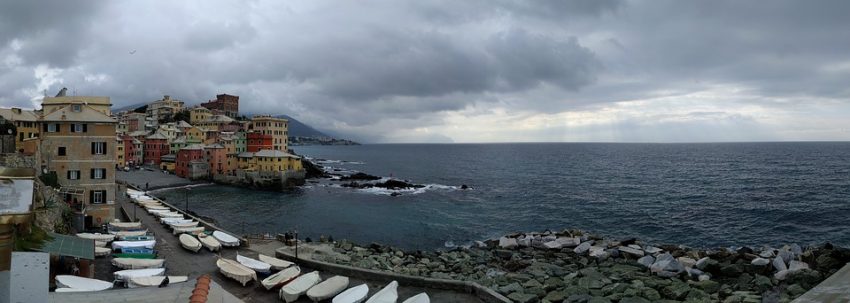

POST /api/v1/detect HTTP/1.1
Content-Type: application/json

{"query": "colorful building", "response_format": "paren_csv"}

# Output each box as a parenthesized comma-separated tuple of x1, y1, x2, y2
(0, 107, 39, 151)
(115, 136, 125, 167)
(185, 126, 206, 144)
(189, 107, 212, 124)
(200, 94, 239, 118)
(204, 143, 227, 176)
(143, 132, 169, 165)
(250, 115, 288, 151)
(238, 150, 303, 172)
(39, 94, 117, 226)
(146, 95, 184, 122)
(246, 132, 273, 152)
(175, 144, 205, 178)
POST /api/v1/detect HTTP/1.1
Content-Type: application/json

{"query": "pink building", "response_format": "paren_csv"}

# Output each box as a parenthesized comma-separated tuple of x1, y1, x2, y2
(204, 143, 228, 176)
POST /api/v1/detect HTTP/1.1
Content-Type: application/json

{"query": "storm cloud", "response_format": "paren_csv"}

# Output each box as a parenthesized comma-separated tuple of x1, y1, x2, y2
(1, 0, 849, 142)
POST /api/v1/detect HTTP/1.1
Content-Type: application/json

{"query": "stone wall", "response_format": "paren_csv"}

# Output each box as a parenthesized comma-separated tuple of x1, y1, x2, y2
(0, 153, 36, 169)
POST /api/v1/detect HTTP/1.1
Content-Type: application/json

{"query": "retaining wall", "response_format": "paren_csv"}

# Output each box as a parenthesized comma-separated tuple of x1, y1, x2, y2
(274, 247, 511, 303)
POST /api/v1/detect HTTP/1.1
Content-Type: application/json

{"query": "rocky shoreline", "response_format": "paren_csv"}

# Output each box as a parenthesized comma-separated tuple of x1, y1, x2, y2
(303, 230, 849, 303)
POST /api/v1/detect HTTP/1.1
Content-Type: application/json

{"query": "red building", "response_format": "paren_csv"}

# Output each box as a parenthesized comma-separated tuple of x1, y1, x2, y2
(246, 132, 273, 152)
(200, 94, 239, 118)
(143, 132, 170, 165)
(121, 134, 138, 166)
(176, 144, 205, 178)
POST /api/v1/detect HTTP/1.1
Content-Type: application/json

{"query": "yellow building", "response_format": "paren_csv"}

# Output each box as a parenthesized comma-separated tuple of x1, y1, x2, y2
(115, 136, 125, 167)
(0, 107, 40, 151)
(238, 150, 302, 172)
(39, 95, 117, 227)
(194, 114, 234, 131)
(250, 115, 289, 151)
(146, 95, 185, 121)
(185, 126, 206, 144)
(190, 107, 212, 124)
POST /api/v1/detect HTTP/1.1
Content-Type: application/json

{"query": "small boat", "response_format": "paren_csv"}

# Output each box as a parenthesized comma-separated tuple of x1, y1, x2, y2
(365, 281, 398, 303)
(402, 293, 430, 303)
(261, 266, 301, 290)
(179, 234, 202, 252)
(113, 253, 157, 259)
(259, 254, 293, 270)
(94, 241, 107, 247)
(333, 284, 369, 303)
(237, 254, 271, 273)
(156, 212, 184, 218)
(121, 247, 155, 254)
(111, 230, 148, 237)
(114, 268, 165, 282)
(172, 226, 204, 235)
(160, 218, 192, 224)
(55, 275, 113, 291)
(168, 221, 199, 229)
(119, 235, 155, 241)
(55, 287, 100, 292)
(216, 258, 257, 286)
(307, 275, 350, 301)
(198, 233, 221, 252)
(76, 233, 115, 242)
(108, 221, 143, 230)
(213, 231, 240, 247)
(95, 247, 111, 257)
(128, 276, 188, 288)
(279, 271, 321, 303)
(112, 240, 156, 250)
(111, 258, 165, 269)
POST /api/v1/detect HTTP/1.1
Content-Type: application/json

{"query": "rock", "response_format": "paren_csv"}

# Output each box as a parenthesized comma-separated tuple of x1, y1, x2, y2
(507, 292, 538, 303)
(495, 249, 514, 259)
(543, 290, 566, 302)
(786, 284, 806, 297)
(587, 297, 611, 303)
(777, 250, 794, 264)
(677, 257, 697, 268)
(543, 241, 562, 249)
(786, 269, 822, 289)
(689, 279, 720, 293)
(499, 236, 518, 249)
(759, 249, 775, 258)
(574, 241, 592, 254)
(499, 282, 523, 294)
(517, 236, 532, 247)
(720, 264, 743, 277)
(774, 269, 789, 280)
(650, 253, 683, 274)
(643, 246, 663, 254)
(750, 257, 770, 266)
(565, 294, 592, 303)
(643, 288, 661, 301)
(474, 240, 487, 248)
(556, 237, 581, 248)
(662, 281, 691, 300)
(685, 288, 710, 301)
(619, 297, 650, 303)
(637, 255, 655, 268)
(788, 260, 810, 272)
(523, 279, 544, 289)
(619, 246, 645, 257)
(773, 257, 788, 271)
(696, 257, 720, 273)
(789, 244, 803, 256)
(753, 274, 773, 292)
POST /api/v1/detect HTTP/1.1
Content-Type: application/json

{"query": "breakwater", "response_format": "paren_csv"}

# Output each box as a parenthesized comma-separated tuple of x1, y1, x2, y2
(300, 229, 849, 303)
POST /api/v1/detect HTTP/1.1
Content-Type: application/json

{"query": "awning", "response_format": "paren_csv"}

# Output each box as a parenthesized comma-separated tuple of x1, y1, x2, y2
(37, 232, 94, 260)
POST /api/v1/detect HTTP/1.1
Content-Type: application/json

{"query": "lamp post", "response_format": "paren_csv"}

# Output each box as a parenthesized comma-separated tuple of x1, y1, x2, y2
(184, 188, 190, 212)
(294, 228, 299, 259)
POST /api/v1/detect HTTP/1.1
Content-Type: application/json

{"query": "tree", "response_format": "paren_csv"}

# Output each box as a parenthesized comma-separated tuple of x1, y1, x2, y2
(133, 105, 148, 113)
(172, 110, 191, 123)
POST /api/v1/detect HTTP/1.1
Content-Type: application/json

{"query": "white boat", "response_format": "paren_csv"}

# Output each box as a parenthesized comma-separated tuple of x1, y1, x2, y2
(160, 218, 192, 224)
(307, 275, 350, 301)
(237, 254, 271, 273)
(55, 287, 100, 292)
(95, 247, 111, 257)
(216, 258, 257, 286)
(169, 221, 199, 229)
(213, 231, 240, 247)
(110, 230, 148, 237)
(76, 233, 115, 242)
(111, 258, 165, 269)
(261, 266, 301, 290)
(128, 276, 188, 288)
(112, 240, 156, 250)
(55, 275, 113, 291)
(179, 234, 201, 252)
(172, 226, 204, 235)
(333, 283, 370, 303)
(94, 241, 107, 247)
(108, 221, 142, 230)
(156, 212, 184, 218)
(258, 254, 293, 270)
(365, 281, 398, 303)
(198, 233, 221, 252)
(114, 268, 165, 282)
(279, 271, 321, 303)
(402, 293, 430, 303)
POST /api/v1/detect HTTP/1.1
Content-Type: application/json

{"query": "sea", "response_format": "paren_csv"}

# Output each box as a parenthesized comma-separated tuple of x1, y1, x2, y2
(153, 142, 850, 250)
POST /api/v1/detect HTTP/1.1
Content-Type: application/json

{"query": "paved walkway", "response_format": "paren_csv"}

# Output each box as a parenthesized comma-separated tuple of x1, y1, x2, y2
(792, 262, 850, 303)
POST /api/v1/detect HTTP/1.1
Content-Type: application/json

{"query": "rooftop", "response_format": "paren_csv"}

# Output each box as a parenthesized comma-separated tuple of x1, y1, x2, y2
(41, 104, 116, 123)
(0, 107, 39, 122)
(254, 149, 300, 158)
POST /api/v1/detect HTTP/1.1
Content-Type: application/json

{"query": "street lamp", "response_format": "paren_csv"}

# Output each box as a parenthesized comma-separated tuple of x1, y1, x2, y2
(184, 188, 190, 212)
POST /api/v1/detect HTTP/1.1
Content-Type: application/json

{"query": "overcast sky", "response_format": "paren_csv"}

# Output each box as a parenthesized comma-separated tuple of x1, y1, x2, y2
(1, 1, 849, 143)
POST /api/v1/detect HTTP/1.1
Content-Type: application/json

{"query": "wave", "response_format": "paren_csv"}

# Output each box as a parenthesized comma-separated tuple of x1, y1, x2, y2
(313, 158, 366, 165)
(355, 183, 463, 196)
(147, 183, 214, 193)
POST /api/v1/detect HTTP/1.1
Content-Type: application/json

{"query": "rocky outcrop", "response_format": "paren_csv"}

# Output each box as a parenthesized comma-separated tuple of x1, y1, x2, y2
(308, 230, 849, 303)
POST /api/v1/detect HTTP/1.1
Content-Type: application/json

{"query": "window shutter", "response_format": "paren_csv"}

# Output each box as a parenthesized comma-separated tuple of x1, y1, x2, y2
(89, 191, 94, 204)
(91, 142, 95, 154)
(83, 124, 88, 132)
(43, 124, 48, 132)
(56, 124, 60, 132)
(67, 171, 71, 179)
(90, 169, 94, 179)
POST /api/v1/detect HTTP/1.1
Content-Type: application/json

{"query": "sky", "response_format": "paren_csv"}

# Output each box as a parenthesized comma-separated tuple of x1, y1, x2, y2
(1, 1, 849, 143)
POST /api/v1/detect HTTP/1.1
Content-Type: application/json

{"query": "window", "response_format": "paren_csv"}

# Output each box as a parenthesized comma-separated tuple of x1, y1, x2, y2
(67, 170, 80, 180)
(58, 147, 66, 156)
(72, 104, 82, 112)
(70, 123, 87, 133)
(91, 190, 105, 204)
(46, 123, 58, 132)
(92, 142, 106, 155)
(91, 168, 106, 179)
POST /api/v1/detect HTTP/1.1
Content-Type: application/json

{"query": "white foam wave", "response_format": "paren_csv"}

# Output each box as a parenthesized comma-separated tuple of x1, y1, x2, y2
(354, 183, 462, 196)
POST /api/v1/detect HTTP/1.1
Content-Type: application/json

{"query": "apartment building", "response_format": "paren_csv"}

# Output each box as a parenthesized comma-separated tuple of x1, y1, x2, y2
(250, 115, 288, 151)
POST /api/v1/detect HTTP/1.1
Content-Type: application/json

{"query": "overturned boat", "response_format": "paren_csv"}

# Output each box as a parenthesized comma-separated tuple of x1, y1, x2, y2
(55, 275, 113, 291)
(198, 233, 221, 252)
(172, 226, 204, 235)
(237, 254, 271, 273)
(108, 221, 143, 230)
(365, 281, 398, 303)
(259, 254, 293, 270)
(333, 283, 369, 303)
(213, 231, 240, 247)
(128, 276, 188, 288)
(307, 275, 350, 302)
(216, 258, 257, 286)
(280, 271, 322, 303)
(179, 234, 202, 252)
(111, 258, 165, 269)
(76, 233, 115, 242)
(110, 230, 148, 237)
(261, 266, 301, 290)
(114, 268, 165, 282)
(402, 293, 430, 303)
(94, 247, 111, 257)
(112, 240, 156, 250)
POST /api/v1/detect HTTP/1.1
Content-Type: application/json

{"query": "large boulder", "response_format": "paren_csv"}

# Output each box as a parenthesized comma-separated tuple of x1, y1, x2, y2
(637, 255, 655, 268)
(574, 241, 592, 254)
(650, 253, 683, 275)
(499, 236, 518, 249)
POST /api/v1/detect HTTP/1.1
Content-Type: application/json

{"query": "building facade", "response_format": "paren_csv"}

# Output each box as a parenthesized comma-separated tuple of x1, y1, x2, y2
(175, 144, 205, 178)
(200, 94, 239, 118)
(146, 95, 184, 122)
(189, 107, 212, 125)
(246, 132, 273, 152)
(143, 132, 169, 165)
(0, 108, 39, 151)
(250, 115, 288, 151)
(39, 95, 117, 226)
